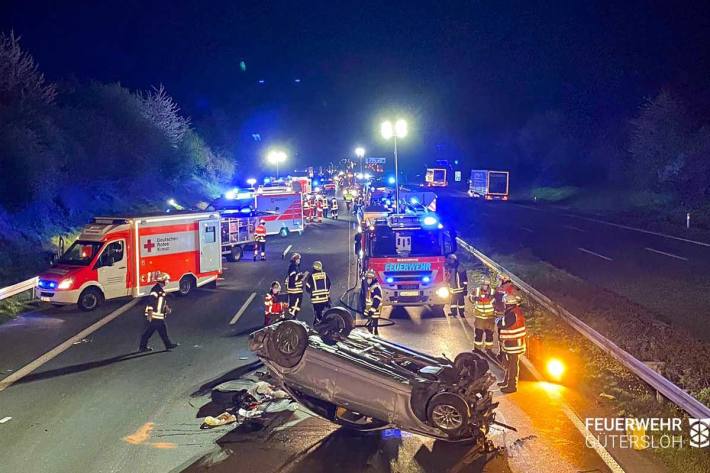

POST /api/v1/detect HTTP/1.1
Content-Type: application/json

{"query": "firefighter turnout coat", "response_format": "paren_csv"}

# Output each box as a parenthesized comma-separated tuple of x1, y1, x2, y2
(497, 306, 527, 355)
(145, 283, 170, 320)
(254, 223, 267, 243)
(286, 263, 304, 295)
(305, 270, 331, 304)
(472, 285, 495, 320)
(365, 281, 383, 318)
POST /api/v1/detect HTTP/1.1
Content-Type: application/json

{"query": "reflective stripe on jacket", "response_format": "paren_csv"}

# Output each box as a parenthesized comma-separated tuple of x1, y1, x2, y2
(365, 282, 383, 317)
(306, 271, 331, 303)
(286, 264, 304, 294)
(254, 224, 267, 242)
(473, 285, 495, 319)
(498, 306, 526, 354)
(264, 293, 284, 315)
(145, 285, 169, 320)
(449, 270, 467, 294)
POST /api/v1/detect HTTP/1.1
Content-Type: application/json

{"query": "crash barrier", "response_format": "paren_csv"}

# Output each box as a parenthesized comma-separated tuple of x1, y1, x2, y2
(0, 276, 38, 302)
(456, 237, 710, 419)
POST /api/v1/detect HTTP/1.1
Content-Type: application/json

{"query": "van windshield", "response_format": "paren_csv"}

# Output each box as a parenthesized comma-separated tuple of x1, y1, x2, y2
(58, 241, 103, 266)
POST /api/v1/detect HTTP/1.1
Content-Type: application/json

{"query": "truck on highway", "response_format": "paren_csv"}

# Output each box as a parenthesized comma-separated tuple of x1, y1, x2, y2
(360, 213, 456, 309)
(424, 167, 448, 187)
(36, 212, 223, 311)
(468, 170, 509, 200)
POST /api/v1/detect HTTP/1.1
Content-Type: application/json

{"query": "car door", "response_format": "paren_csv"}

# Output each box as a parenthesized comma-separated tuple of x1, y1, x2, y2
(96, 240, 129, 300)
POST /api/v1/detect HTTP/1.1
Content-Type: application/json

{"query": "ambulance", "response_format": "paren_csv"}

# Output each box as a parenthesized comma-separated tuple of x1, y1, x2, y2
(360, 213, 457, 309)
(36, 212, 223, 311)
(255, 186, 304, 237)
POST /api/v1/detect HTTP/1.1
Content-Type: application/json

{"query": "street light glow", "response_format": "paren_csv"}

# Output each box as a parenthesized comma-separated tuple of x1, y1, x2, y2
(246, 178, 257, 187)
(395, 119, 408, 138)
(380, 120, 394, 140)
(267, 149, 287, 164)
(355, 147, 365, 158)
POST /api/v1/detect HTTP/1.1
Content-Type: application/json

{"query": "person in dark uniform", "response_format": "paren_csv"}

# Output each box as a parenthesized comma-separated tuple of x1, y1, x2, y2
(139, 273, 178, 352)
(446, 254, 468, 318)
(305, 260, 331, 324)
(364, 269, 383, 335)
(330, 197, 339, 220)
(286, 253, 305, 319)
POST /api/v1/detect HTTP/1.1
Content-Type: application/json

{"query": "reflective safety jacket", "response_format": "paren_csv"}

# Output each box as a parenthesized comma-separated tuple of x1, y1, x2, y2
(365, 281, 383, 317)
(286, 263, 304, 294)
(494, 280, 516, 313)
(448, 269, 468, 294)
(497, 306, 526, 354)
(264, 292, 284, 315)
(330, 199, 338, 210)
(254, 224, 267, 242)
(305, 270, 331, 304)
(145, 284, 170, 320)
(472, 285, 495, 319)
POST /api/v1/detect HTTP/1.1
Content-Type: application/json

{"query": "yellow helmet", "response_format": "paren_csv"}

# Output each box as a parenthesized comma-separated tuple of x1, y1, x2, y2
(365, 269, 376, 279)
(313, 261, 323, 271)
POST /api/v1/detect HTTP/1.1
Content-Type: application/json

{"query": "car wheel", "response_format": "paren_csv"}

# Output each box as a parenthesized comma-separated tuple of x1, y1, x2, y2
(226, 246, 243, 262)
(268, 321, 308, 368)
(279, 227, 289, 238)
(178, 275, 195, 296)
(427, 392, 470, 438)
(454, 352, 488, 381)
(317, 307, 354, 342)
(78, 287, 103, 312)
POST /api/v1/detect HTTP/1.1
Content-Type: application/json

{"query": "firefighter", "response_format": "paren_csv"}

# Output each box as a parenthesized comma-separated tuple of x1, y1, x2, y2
(316, 196, 324, 223)
(264, 281, 284, 326)
(139, 273, 178, 352)
(330, 197, 339, 220)
(353, 228, 362, 259)
(285, 253, 305, 319)
(446, 254, 468, 318)
(253, 219, 267, 261)
(303, 197, 312, 224)
(493, 273, 516, 317)
(470, 277, 496, 354)
(305, 260, 331, 324)
(497, 293, 526, 393)
(363, 269, 383, 335)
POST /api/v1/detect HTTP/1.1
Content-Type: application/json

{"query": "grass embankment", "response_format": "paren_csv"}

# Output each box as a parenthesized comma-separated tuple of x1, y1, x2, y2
(458, 251, 710, 473)
(522, 186, 710, 235)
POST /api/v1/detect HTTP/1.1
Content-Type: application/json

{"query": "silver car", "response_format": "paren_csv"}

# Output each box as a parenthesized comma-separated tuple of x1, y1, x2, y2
(248, 307, 499, 445)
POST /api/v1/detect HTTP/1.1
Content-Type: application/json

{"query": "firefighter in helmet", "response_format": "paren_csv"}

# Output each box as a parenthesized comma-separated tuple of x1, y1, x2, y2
(497, 292, 526, 393)
(253, 219, 267, 261)
(139, 272, 179, 352)
(316, 196, 324, 223)
(470, 277, 496, 354)
(364, 269, 383, 335)
(285, 253, 305, 319)
(305, 260, 331, 323)
(446, 254, 468, 318)
(303, 196, 312, 224)
(330, 197, 339, 220)
(493, 273, 516, 317)
(264, 281, 284, 326)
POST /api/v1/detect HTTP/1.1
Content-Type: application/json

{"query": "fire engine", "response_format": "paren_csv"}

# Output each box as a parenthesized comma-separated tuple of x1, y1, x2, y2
(360, 213, 457, 308)
(36, 212, 223, 311)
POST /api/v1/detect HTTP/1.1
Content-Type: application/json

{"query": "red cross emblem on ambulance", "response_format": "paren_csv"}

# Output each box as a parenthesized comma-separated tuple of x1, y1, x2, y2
(143, 239, 156, 253)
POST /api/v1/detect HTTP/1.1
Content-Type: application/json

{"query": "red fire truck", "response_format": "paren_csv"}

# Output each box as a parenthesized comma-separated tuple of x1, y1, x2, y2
(36, 212, 223, 311)
(360, 213, 457, 308)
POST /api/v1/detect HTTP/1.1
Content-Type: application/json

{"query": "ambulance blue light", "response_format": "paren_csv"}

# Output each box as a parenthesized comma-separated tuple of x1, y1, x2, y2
(388, 176, 396, 185)
(410, 197, 419, 204)
(422, 216, 437, 226)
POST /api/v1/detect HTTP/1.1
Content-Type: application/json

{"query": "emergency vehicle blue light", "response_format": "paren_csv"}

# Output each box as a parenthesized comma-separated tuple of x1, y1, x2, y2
(225, 189, 237, 200)
(388, 176, 396, 185)
(422, 276, 431, 283)
(386, 277, 394, 284)
(236, 192, 252, 200)
(313, 180, 320, 186)
(264, 178, 271, 184)
(410, 197, 419, 204)
(422, 216, 438, 226)
(240, 208, 252, 214)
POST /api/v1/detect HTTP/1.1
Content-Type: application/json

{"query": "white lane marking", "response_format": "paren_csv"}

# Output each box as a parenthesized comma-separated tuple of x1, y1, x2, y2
(520, 227, 534, 233)
(229, 292, 257, 325)
(577, 247, 613, 261)
(562, 225, 585, 232)
(282, 244, 293, 259)
(644, 247, 688, 261)
(519, 357, 625, 473)
(0, 416, 11, 424)
(0, 299, 139, 392)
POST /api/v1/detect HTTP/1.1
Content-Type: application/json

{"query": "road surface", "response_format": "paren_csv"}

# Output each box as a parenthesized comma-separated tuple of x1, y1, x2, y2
(0, 205, 659, 472)
(438, 191, 710, 342)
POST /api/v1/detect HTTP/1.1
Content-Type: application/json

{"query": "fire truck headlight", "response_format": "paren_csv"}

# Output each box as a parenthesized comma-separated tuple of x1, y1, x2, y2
(422, 276, 431, 283)
(385, 277, 394, 284)
(422, 216, 437, 226)
(436, 286, 449, 298)
(57, 278, 74, 290)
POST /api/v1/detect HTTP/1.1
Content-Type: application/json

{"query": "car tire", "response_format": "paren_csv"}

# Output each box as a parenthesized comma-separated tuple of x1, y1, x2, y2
(226, 246, 243, 262)
(454, 352, 488, 381)
(279, 227, 289, 238)
(178, 275, 195, 296)
(317, 307, 354, 342)
(78, 287, 103, 312)
(268, 321, 308, 368)
(427, 392, 471, 438)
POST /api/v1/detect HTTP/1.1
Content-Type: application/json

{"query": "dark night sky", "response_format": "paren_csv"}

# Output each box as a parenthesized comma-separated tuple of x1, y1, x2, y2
(1, 0, 709, 173)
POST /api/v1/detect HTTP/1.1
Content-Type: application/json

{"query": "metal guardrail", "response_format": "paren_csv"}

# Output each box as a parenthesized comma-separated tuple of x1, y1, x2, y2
(0, 277, 38, 302)
(457, 237, 710, 419)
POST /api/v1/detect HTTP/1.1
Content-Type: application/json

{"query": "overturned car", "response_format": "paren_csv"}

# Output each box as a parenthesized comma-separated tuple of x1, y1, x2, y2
(248, 307, 499, 444)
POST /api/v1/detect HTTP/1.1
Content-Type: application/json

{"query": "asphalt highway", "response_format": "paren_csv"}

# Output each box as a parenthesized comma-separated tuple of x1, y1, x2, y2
(0, 206, 661, 473)
(438, 191, 710, 341)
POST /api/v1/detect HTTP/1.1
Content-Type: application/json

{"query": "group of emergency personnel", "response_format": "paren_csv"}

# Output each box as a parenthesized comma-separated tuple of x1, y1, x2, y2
(263, 252, 333, 326)
(445, 254, 527, 394)
(303, 194, 339, 223)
